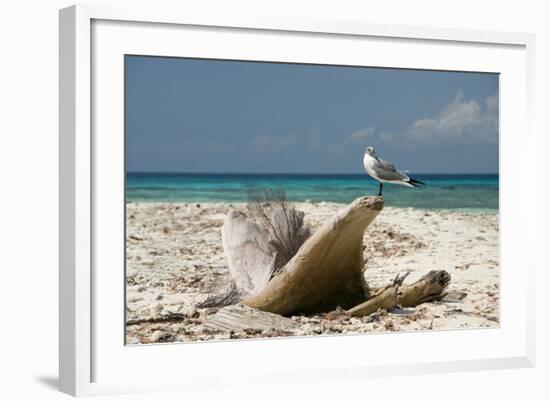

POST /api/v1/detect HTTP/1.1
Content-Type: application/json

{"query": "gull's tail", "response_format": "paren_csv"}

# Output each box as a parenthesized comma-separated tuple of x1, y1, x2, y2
(407, 177, 426, 188)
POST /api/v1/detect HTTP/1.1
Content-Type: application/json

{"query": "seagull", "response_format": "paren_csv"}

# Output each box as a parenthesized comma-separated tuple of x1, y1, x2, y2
(363, 146, 425, 196)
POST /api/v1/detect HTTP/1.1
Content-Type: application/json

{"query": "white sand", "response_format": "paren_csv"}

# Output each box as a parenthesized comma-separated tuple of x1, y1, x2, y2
(125, 202, 499, 344)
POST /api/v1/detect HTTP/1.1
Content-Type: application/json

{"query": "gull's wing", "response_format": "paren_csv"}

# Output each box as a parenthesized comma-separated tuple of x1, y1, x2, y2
(372, 158, 410, 181)
(378, 158, 397, 171)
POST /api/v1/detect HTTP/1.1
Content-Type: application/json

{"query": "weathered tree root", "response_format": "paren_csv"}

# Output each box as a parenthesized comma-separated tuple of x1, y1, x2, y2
(347, 270, 451, 317)
(346, 286, 398, 317)
(219, 195, 453, 318)
(242, 196, 384, 315)
(399, 270, 451, 307)
(222, 201, 310, 298)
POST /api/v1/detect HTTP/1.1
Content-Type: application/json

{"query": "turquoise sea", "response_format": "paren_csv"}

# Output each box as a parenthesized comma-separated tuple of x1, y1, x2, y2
(126, 173, 498, 212)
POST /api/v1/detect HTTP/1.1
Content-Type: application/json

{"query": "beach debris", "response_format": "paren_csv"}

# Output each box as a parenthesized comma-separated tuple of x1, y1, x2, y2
(398, 270, 451, 306)
(218, 195, 453, 317)
(322, 306, 351, 321)
(164, 304, 198, 319)
(203, 304, 297, 333)
(344, 271, 447, 317)
(221, 211, 279, 296)
(440, 290, 467, 303)
(150, 330, 176, 343)
(195, 281, 243, 308)
(247, 189, 311, 275)
(387, 306, 415, 315)
(455, 263, 472, 270)
(348, 286, 398, 317)
(125, 199, 497, 342)
(243, 196, 382, 314)
(221, 190, 310, 298)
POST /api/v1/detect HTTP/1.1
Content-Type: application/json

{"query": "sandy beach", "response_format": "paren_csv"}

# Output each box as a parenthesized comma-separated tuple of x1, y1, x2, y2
(125, 201, 499, 344)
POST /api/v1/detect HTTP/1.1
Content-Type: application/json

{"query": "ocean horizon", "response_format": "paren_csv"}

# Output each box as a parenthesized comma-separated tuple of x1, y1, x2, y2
(126, 172, 499, 212)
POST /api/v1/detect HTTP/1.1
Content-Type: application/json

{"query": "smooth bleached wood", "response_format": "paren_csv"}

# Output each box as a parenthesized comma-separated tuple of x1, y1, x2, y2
(222, 206, 310, 297)
(348, 286, 398, 317)
(242, 196, 384, 315)
(398, 270, 451, 307)
(203, 304, 297, 332)
(222, 210, 277, 296)
(348, 270, 451, 317)
(221, 196, 452, 318)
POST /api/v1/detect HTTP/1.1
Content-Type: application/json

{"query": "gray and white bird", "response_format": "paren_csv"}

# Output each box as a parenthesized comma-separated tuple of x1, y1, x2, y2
(363, 146, 425, 196)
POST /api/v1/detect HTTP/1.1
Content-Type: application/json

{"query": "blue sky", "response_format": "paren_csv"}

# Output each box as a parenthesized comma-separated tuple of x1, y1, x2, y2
(126, 56, 499, 174)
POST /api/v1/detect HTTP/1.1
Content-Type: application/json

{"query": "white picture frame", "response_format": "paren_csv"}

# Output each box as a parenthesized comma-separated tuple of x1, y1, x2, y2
(59, 3, 536, 397)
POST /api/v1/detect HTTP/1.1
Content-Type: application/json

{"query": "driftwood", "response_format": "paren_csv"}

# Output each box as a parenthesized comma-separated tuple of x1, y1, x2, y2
(348, 270, 451, 317)
(247, 192, 311, 274)
(222, 206, 310, 297)
(222, 210, 277, 297)
(242, 196, 383, 315)
(203, 304, 297, 332)
(399, 270, 451, 307)
(439, 290, 467, 303)
(218, 195, 452, 318)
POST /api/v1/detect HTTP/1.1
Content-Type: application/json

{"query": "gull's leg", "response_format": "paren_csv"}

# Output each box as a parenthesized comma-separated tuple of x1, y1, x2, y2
(378, 182, 383, 196)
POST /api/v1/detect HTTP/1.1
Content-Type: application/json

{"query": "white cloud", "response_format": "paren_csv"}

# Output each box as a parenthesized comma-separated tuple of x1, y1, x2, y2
(486, 94, 498, 114)
(378, 131, 396, 144)
(251, 133, 296, 152)
(344, 127, 375, 144)
(405, 91, 498, 145)
(484, 94, 499, 134)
